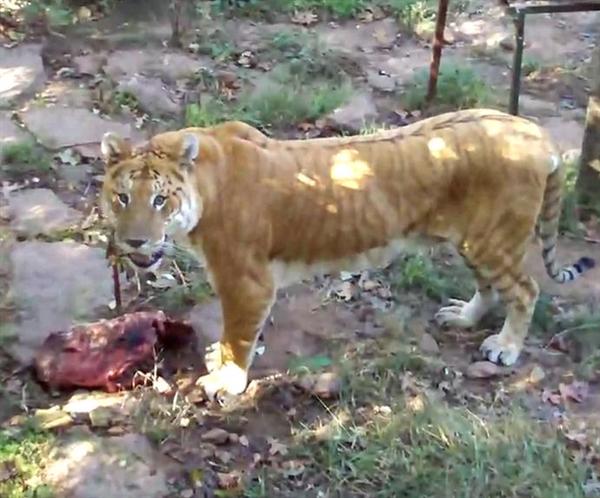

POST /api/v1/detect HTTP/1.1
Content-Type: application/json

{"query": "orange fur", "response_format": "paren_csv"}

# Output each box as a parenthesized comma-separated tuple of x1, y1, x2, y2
(100, 109, 594, 399)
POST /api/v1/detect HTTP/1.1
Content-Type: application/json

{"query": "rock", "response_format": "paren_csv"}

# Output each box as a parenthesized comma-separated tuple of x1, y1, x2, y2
(73, 53, 107, 76)
(44, 429, 172, 498)
(367, 71, 396, 93)
(0, 44, 46, 108)
(116, 75, 180, 117)
(541, 117, 584, 152)
(8, 241, 113, 364)
(298, 372, 341, 399)
(8, 188, 83, 237)
(33, 407, 73, 429)
(519, 94, 558, 118)
(418, 332, 440, 355)
(326, 93, 378, 132)
(465, 361, 507, 379)
(104, 49, 214, 84)
(39, 81, 93, 108)
(20, 107, 134, 151)
(0, 112, 28, 151)
(201, 427, 231, 444)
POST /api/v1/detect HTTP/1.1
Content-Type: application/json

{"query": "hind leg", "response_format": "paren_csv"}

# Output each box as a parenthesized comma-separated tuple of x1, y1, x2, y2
(435, 282, 498, 329)
(479, 273, 539, 366)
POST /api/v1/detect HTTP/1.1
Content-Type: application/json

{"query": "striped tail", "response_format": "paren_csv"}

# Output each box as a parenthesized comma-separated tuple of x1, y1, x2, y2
(538, 160, 595, 283)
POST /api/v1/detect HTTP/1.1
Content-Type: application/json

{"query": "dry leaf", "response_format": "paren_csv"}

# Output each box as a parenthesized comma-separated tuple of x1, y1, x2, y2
(237, 50, 255, 68)
(291, 10, 318, 26)
(201, 427, 230, 444)
(465, 361, 504, 379)
(559, 380, 589, 403)
(268, 437, 288, 456)
(542, 388, 562, 405)
(217, 471, 241, 489)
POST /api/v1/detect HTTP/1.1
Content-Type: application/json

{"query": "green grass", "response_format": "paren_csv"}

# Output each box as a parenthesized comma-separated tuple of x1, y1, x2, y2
(1, 140, 51, 173)
(402, 63, 491, 111)
(391, 251, 473, 302)
(210, 0, 439, 24)
(559, 158, 586, 236)
(185, 65, 352, 129)
(304, 403, 588, 497)
(0, 426, 55, 498)
(248, 333, 591, 497)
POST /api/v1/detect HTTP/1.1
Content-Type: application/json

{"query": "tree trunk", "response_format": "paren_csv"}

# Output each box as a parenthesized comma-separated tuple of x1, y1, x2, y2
(575, 46, 600, 216)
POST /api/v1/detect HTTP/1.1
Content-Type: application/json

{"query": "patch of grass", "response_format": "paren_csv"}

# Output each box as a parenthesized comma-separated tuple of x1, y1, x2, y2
(386, 0, 437, 30)
(1, 140, 51, 175)
(185, 67, 352, 129)
(113, 90, 139, 111)
(192, 27, 237, 62)
(523, 56, 542, 77)
(300, 400, 589, 497)
(0, 426, 55, 498)
(402, 63, 491, 111)
(151, 277, 212, 313)
(391, 251, 473, 302)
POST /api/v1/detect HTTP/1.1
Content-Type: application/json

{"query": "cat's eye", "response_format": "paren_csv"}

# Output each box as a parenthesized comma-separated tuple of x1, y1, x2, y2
(117, 193, 129, 206)
(153, 195, 166, 208)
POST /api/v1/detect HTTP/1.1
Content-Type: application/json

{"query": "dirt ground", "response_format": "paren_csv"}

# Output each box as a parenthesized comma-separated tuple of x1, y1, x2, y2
(1, 1, 600, 497)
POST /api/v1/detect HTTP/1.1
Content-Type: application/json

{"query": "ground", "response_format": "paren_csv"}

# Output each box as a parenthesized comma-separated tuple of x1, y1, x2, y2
(1, 1, 600, 497)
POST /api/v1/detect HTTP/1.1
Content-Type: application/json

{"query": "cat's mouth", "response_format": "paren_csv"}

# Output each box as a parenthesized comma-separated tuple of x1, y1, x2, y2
(127, 249, 164, 269)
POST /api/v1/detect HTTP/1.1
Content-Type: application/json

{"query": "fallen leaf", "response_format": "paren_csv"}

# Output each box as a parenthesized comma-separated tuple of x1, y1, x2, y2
(291, 10, 318, 26)
(542, 388, 562, 405)
(268, 437, 288, 456)
(559, 380, 589, 403)
(201, 427, 230, 445)
(528, 364, 546, 384)
(217, 471, 241, 489)
(237, 50, 255, 68)
(418, 332, 440, 355)
(465, 361, 504, 379)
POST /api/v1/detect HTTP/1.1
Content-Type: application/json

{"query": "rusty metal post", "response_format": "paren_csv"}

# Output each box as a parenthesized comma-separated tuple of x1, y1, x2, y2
(426, 0, 450, 104)
(509, 11, 525, 115)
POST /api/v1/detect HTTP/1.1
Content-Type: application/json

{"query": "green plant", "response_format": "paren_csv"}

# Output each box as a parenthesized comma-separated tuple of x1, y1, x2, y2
(0, 426, 55, 498)
(523, 56, 541, 76)
(1, 140, 51, 173)
(392, 251, 473, 302)
(18, 0, 73, 28)
(385, 0, 437, 29)
(113, 90, 139, 110)
(403, 63, 490, 111)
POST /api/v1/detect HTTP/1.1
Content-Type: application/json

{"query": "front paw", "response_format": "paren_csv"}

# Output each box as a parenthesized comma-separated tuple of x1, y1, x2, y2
(479, 334, 521, 366)
(195, 363, 248, 400)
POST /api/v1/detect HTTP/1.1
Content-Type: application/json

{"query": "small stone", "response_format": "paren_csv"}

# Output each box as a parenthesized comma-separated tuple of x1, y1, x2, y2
(418, 332, 440, 355)
(180, 489, 194, 498)
(298, 372, 341, 399)
(528, 364, 546, 384)
(89, 407, 112, 427)
(116, 75, 180, 117)
(367, 71, 396, 93)
(326, 93, 378, 133)
(33, 408, 73, 429)
(201, 428, 230, 445)
(0, 112, 28, 151)
(465, 361, 505, 379)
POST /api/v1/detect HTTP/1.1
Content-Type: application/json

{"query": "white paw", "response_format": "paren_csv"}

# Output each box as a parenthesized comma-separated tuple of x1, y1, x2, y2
(479, 334, 521, 366)
(435, 299, 478, 329)
(204, 341, 222, 373)
(195, 363, 248, 400)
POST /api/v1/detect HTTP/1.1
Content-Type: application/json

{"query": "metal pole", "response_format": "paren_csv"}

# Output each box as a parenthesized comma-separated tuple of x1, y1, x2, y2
(426, 0, 450, 104)
(509, 12, 525, 115)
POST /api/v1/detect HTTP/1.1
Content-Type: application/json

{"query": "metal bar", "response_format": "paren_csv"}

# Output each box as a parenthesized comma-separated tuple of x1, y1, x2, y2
(426, 0, 450, 104)
(509, 11, 525, 115)
(508, 1, 600, 15)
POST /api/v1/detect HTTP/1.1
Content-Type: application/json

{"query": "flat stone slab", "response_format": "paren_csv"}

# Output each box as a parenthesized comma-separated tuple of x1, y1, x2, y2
(8, 241, 113, 364)
(116, 74, 180, 117)
(326, 93, 378, 132)
(8, 188, 83, 238)
(20, 107, 134, 150)
(104, 48, 213, 83)
(0, 112, 28, 151)
(0, 44, 46, 108)
(44, 428, 172, 498)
